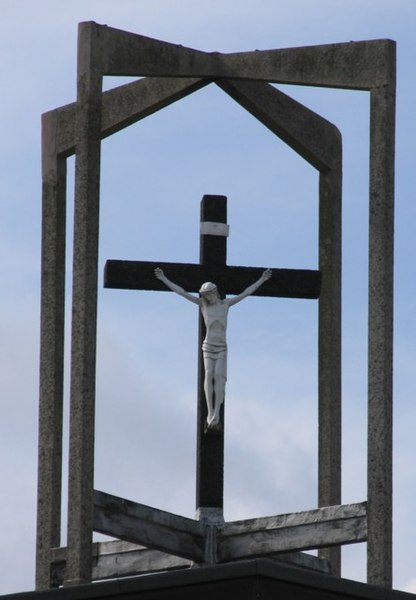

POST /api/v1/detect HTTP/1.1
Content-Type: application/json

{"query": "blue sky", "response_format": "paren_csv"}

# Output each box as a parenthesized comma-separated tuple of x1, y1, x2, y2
(1, 0, 415, 595)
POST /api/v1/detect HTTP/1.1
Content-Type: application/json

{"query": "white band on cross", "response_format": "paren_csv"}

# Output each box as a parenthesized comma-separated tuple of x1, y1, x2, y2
(200, 221, 230, 237)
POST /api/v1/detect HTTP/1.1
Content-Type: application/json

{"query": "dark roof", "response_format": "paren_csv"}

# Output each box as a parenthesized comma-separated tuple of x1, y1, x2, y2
(2, 559, 415, 600)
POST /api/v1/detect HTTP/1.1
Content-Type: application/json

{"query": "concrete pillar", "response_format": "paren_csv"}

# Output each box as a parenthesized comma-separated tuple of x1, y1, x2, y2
(65, 22, 103, 585)
(367, 80, 396, 588)
(36, 111, 67, 590)
(318, 165, 342, 576)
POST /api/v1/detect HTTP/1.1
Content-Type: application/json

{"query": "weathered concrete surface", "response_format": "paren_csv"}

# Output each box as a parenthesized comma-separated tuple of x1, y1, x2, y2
(318, 166, 342, 575)
(217, 79, 341, 171)
(83, 21, 395, 90)
(218, 503, 367, 562)
(367, 79, 396, 588)
(50, 542, 330, 586)
(65, 22, 103, 587)
(36, 19, 395, 589)
(93, 491, 205, 561)
(36, 112, 67, 591)
(93, 491, 366, 569)
(44, 76, 208, 157)
(51, 541, 192, 586)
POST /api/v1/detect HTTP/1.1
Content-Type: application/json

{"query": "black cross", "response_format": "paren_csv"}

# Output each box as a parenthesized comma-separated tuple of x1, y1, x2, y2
(104, 194, 320, 516)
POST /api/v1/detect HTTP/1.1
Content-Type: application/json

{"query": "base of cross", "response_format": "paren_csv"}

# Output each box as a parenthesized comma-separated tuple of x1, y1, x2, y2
(51, 490, 367, 585)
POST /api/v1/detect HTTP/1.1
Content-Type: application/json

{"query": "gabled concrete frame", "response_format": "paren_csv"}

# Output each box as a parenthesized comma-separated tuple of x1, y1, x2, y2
(36, 21, 395, 590)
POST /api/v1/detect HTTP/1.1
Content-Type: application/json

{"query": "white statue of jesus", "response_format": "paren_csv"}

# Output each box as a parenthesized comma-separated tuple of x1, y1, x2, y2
(154, 267, 272, 430)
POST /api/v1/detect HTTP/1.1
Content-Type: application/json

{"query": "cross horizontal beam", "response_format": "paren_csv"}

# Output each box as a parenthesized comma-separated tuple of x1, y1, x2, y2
(93, 490, 205, 562)
(104, 260, 321, 299)
(217, 502, 367, 562)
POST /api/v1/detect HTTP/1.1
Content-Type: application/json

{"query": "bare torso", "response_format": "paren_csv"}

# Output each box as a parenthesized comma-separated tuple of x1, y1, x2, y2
(200, 299, 229, 348)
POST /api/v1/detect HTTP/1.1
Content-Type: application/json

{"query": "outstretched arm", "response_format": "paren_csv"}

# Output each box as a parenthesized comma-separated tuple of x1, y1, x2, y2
(227, 269, 272, 306)
(154, 268, 200, 305)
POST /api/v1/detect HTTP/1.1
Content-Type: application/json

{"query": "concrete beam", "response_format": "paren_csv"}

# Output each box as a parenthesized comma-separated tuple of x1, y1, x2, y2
(84, 22, 394, 91)
(51, 541, 330, 585)
(218, 503, 367, 562)
(44, 76, 207, 157)
(93, 490, 205, 562)
(51, 541, 192, 586)
(216, 79, 340, 171)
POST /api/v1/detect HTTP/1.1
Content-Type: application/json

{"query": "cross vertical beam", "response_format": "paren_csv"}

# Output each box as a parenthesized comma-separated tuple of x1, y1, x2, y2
(196, 195, 227, 522)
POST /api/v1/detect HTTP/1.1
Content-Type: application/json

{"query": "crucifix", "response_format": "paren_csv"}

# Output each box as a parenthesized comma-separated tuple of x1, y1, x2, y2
(154, 267, 272, 431)
(104, 194, 320, 522)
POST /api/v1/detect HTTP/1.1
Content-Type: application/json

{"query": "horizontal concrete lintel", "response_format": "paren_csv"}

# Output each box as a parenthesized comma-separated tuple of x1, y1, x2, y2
(82, 23, 395, 89)
(93, 490, 205, 562)
(51, 541, 192, 585)
(218, 503, 367, 562)
(223, 502, 367, 535)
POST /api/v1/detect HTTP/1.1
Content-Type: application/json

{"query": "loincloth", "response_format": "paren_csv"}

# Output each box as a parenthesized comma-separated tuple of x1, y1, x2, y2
(202, 342, 227, 378)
